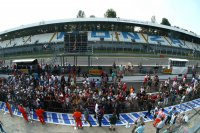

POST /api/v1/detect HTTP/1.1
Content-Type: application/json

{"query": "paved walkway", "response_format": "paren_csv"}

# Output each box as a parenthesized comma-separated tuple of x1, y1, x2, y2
(0, 112, 156, 133)
(174, 108, 200, 133)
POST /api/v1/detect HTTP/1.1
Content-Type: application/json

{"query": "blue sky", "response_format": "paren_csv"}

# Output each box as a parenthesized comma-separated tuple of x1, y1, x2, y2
(0, 0, 199, 35)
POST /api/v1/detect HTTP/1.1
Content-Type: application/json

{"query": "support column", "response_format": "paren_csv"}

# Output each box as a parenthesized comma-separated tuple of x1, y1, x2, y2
(10, 60, 12, 67)
(91, 56, 92, 66)
(60, 56, 62, 66)
(88, 55, 90, 66)
(76, 56, 77, 66)
(40, 58, 42, 66)
(74, 56, 76, 66)
(62, 56, 65, 66)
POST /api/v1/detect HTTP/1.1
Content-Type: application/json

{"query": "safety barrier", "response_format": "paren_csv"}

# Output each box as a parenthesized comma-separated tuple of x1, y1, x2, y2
(0, 98, 200, 126)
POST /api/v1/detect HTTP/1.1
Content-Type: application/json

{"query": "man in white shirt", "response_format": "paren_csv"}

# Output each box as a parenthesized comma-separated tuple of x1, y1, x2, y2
(156, 117, 165, 133)
(181, 113, 189, 124)
(94, 102, 99, 118)
(186, 86, 193, 94)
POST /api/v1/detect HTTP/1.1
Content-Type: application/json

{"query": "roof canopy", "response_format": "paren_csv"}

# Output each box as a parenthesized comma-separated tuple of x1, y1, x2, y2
(12, 59, 37, 63)
(168, 58, 189, 62)
(0, 18, 199, 38)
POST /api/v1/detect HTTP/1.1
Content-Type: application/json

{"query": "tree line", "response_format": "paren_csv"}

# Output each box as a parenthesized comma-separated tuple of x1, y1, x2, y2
(77, 9, 171, 26)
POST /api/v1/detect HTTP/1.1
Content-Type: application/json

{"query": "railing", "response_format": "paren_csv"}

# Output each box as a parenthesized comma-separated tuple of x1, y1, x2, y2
(0, 64, 197, 76)
(0, 42, 200, 60)
(1, 87, 198, 115)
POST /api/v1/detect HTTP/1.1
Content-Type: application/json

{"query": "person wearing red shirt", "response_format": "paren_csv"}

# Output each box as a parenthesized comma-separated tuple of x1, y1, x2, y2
(73, 108, 83, 129)
(122, 83, 127, 92)
(6, 102, 13, 117)
(35, 108, 45, 124)
(153, 117, 161, 127)
(18, 104, 28, 122)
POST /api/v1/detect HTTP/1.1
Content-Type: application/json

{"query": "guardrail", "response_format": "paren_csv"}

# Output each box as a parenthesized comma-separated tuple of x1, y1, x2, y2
(1, 98, 200, 127)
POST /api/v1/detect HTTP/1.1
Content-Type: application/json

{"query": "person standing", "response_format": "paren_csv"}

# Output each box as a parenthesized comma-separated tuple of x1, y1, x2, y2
(109, 111, 117, 131)
(18, 104, 29, 122)
(144, 99, 152, 118)
(35, 107, 45, 125)
(111, 71, 116, 83)
(94, 101, 99, 119)
(132, 116, 145, 132)
(6, 101, 13, 117)
(169, 112, 178, 131)
(135, 122, 145, 133)
(156, 117, 165, 133)
(84, 108, 92, 127)
(113, 101, 120, 120)
(97, 106, 104, 127)
(0, 120, 6, 133)
(73, 108, 83, 129)
(180, 113, 189, 124)
(165, 107, 176, 125)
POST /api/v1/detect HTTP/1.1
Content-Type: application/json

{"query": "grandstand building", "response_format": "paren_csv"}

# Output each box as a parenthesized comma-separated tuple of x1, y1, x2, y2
(0, 18, 200, 59)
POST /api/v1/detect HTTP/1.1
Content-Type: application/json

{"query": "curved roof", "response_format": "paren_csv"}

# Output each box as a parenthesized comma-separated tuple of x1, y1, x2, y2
(0, 17, 199, 39)
(168, 58, 189, 62)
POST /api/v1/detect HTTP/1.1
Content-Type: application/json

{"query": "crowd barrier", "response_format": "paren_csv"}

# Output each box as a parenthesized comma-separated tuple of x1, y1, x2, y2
(0, 98, 200, 126)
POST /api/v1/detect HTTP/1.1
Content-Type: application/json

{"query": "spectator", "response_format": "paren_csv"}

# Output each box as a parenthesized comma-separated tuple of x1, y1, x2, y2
(113, 62, 116, 69)
(97, 106, 104, 127)
(169, 112, 178, 131)
(5, 101, 13, 117)
(18, 104, 29, 122)
(180, 113, 189, 124)
(156, 117, 165, 133)
(84, 108, 92, 127)
(144, 98, 152, 118)
(0, 63, 199, 129)
(109, 111, 117, 131)
(111, 71, 116, 83)
(156, 108, 166, 119)
(132, 116, 144, 132)
(135, 122, 145, 133)
(165, 107, 176, 125)
(94, 101, 99, 119)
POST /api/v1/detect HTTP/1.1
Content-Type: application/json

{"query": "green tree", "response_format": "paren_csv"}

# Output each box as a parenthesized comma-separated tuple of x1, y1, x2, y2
(77, 10, 86, 18)
(161, 18, 171, 26)
(104, 9, 117, 18)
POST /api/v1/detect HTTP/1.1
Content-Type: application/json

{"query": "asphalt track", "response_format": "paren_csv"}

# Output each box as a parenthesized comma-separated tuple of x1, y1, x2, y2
(5, 57, 200, 66)
(49, 57, 200, 66)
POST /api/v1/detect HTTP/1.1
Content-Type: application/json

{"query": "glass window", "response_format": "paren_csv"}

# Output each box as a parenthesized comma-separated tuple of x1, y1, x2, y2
(171, 61, 186, 67)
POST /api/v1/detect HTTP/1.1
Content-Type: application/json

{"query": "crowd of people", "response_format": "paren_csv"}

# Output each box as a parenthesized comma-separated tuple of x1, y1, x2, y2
(0, 63, 200, 132)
